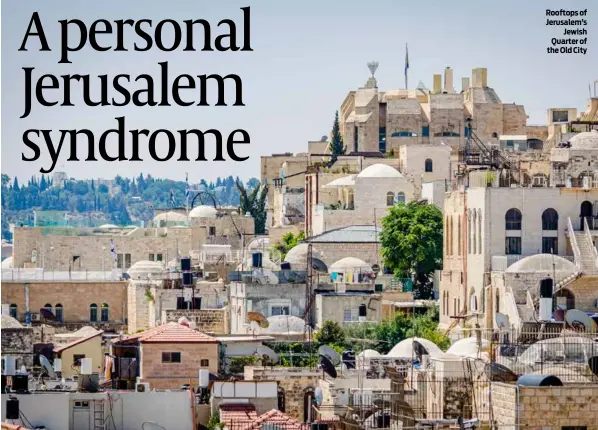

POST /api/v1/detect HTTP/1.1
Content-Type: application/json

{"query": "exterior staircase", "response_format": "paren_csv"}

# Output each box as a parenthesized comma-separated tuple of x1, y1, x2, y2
(573, 223, 598, 275)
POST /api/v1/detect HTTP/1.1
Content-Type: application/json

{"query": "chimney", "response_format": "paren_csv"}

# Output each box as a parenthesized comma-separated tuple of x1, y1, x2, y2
(444, 67, 453, 93)
(472, 68, 488, 88)
(462, 77, 470, 93)
(433, 74, 442, 94)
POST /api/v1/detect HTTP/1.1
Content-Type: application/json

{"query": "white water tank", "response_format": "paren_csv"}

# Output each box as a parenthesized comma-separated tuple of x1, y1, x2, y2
(3, 357, 16, 376)
(199, 369, 209, 388)
(539, 278, 553, 321)
(54, 358, 62, 372)
(80, 358, 92, 375)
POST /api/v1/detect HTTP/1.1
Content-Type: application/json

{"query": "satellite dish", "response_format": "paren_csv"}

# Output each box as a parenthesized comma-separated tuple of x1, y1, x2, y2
(318, 345, 341, 366)
(484, 363, 518, 383)
(40, 355, 57, 379)
(371, 264, 380, 274)
(248, 312, 269, 328)
(342, 350, 356, 369)
(256, 346, 279, 365)
(122, 273, 131, 280)
(314, 386, 323, 406)
(554, 308, 565, 322)
(495, 312, 510, 330)
(310, 258, 328, 273)
(565, 309, 593, 332)
(319, 355, 337, 379)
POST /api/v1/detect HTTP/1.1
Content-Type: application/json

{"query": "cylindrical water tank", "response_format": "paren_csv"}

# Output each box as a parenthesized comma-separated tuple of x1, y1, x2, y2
(3, 357, 16, 376)
(54, 358, 62, 372)
(252, 252, 263, 268)
(80, 358, 93, 375)
(539, 278, 553, 321)
(199, 369, 210, 388)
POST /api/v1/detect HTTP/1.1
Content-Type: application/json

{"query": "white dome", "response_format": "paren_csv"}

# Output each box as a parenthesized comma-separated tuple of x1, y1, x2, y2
(329, 257, 372, 273)
(126, 260, 165, 278)
(284, 244, 322, 269)
(358, 349, 381, 358)
(446, 337, 490, 357)
(189, 205, 218, 218)
(1, 315, 22, 328)
(99, 224, 119, 229)
(505, 254, 577, 273)
(262, 315, 306, 334)
(386, 337, 443, 359)
(153, 211, 188, 223)
(569, 130, 598, 149)
(357, 164, 403, 179)
(1, 256, 13, 269)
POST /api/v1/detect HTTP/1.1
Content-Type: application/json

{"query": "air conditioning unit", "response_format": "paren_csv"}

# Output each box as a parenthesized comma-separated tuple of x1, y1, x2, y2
(30, 313, 40, 321)
(135, 382, 150, 392)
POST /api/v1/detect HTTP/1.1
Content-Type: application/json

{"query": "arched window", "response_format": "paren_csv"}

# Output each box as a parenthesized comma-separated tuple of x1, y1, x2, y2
(542, 208, 559, 230)
(89, 304, 98, 322)
(303, 389, 315, 423)
(425, 158, 433, 173)
(457, 216, 462, 255)
(100, 303, 110, 322)
(449, 217, 453, 255)
(55, 304, 63, 322)
(43, 304, 53, 317)
(492, 132, 498, 138)
(467, 212, 472, 254)
(396, 192, 406, 204)
(554, 289, 575, 310)
(445, 216, 449, 255)
(386, 192, 395, 206)
(9, 304, 17, 319)
(505, 208, 522, 230)
(477, 210, 482, 254)
(495, 290, 500, 313)
(470, 289, 478, 312)
(472, 211, 477, 255)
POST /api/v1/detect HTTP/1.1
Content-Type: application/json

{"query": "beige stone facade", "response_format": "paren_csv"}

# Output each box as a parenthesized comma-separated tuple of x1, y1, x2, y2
(162, 309, 228, 335)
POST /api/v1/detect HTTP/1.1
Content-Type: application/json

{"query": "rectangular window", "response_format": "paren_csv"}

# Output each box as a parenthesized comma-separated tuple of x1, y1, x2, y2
(156, 253, 163, 262)
(552, 110, 569, 123)
(100, 306, 109, 322)
(149, 253, 155, 261)
(200, 359, 209, 367)
(344, 309, 352, 322)
(505, 237, 522, 255)
(162, 352, 181, 363)
(354, 126, 359, 152)
(125, 253, 131, 268)
(73, 354, 86, 365)
(209, 226, 216, 236)
(378, 127, 386, 153)
(542, 237, 558, 254)
(117, 254, 124, 269)
(270, 306, 290, 316)
(422, 125, 430, 137)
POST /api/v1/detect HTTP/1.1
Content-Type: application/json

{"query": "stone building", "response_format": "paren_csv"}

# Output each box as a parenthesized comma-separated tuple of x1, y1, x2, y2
(439, 130, 598, 331)
(53, 330, 104, 377)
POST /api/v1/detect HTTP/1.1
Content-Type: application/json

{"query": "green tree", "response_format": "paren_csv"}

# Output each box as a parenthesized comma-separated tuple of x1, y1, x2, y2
(380, 202, 442, 299)
(274, 231, 306, 260)
(315, 320, 345, 346)
(236, 180, 268, 234)
(330, 110, 346, 156)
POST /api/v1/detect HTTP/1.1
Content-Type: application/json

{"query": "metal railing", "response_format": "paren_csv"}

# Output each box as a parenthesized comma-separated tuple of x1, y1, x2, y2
(1, 268, 123, 282)
(567, 217, 582, 270)
(584, 217, 598, 265)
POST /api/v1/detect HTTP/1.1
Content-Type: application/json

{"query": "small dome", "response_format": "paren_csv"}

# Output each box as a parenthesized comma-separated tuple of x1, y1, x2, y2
(386, 337, 443, 359)
(357, 164, 403, 179)
(1, 256, 13, 269)
(358, 349, 381, 358)
(153, 211, 188, 223)
(329, 257, 372, 273)
(1, 315, 22, 329)
(99, 224, 119, 229)
(126, 260, 165, 278)
(446, 337, 490, 357)
(569, 130, 598, 149)
(506, 254, 577, 273)
(189, 205, 218, 219)
(284, 244, 322, 269)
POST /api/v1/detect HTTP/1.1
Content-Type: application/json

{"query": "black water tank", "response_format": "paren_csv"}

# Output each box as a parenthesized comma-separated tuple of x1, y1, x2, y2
(280, 262, 291, 270)
(252, 252, 263, 268)
(517, 374, 563, 387)
(540, 278, 553, 298)
(11, 375, 28, 393)
(182, 272, 193, 286)
(181, 258, 191, 271)
(5, 397, 19, 420)
(358, 304, 367, 318)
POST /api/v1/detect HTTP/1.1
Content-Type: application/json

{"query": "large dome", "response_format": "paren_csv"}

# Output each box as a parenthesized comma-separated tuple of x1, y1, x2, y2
(569, 130, 598, 149)
(189, 205, 218, 218)
(1, 256, 13, 269)
(329, 257, 372, 273)
(153, 211, 188, 223)
(505, 254, 577, 273)
(126, 260, 165, 278)
(386, 337, 443, 359)
(1, 315, 22, 329)
(357, 164, 403, 179)
(284, 244, 322, 269)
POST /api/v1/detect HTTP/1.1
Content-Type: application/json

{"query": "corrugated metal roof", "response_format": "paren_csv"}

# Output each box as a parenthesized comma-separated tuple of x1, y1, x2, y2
(309, 225, 380, 243)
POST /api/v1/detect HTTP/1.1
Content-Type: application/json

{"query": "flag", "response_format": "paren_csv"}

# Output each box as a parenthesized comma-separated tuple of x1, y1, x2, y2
(110, 239, 117, 265)
(170, 188, 176, 207)
(404, 43, 409, 85)
(185, 173, 190, 206)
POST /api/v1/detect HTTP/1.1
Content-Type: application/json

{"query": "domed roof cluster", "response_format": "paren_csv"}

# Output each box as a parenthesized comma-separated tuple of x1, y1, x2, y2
(569, 130, 598, 149)
(284, 244, 322, 269)
(505, 254, 577, 274)
(189, 205, 218, 219)
(126, 260, 165, 278)
(357, 164, 403, 179)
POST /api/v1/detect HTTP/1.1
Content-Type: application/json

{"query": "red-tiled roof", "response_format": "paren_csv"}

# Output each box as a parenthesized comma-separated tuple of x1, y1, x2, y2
(2, 423, 32, 430)
(219, 404, 258, 427)
(117, 322, 218, 344)
(54, 331, 103, 354)
(241, 409, 307, 430)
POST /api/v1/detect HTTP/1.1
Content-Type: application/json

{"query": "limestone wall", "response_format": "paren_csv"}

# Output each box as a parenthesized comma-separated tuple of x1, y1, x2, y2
(162, 309, 228, 334)
(1, 327, 35, 367)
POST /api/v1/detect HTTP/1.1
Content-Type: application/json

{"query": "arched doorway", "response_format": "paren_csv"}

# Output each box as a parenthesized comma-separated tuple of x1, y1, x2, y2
(554, 288, 575, 311)
(303, 389, 315, 423)
(580, 201, 593, 230)
(277, 386, 286, 412)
